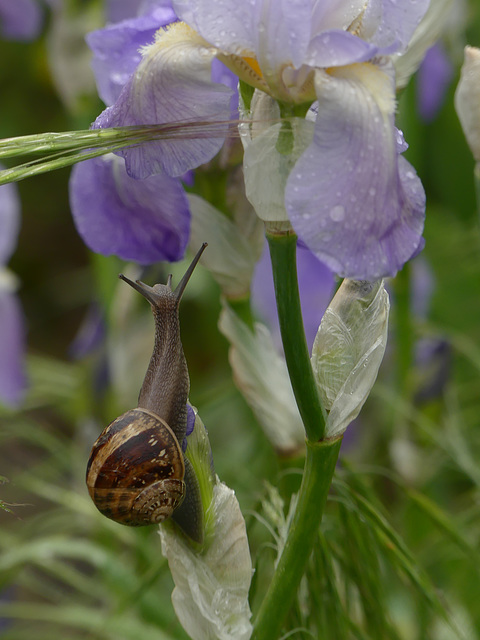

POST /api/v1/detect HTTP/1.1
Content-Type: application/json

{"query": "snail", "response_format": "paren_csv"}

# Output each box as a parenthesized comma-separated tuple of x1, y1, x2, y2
(86, 244, 207, 543)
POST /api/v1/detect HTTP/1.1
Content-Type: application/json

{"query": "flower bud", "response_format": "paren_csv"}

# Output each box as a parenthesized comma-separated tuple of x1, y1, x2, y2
(311, 279, 390, 438)
(455, 46, 480, 163)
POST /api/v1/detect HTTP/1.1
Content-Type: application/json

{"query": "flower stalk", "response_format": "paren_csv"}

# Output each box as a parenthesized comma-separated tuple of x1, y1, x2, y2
(265, 228, 326, 442)
(252, 437, 342, 640)
(252, 229, 342, 639)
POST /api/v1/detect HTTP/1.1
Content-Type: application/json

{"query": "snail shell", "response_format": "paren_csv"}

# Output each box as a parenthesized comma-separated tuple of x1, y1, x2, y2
(86, 408, 185, 526)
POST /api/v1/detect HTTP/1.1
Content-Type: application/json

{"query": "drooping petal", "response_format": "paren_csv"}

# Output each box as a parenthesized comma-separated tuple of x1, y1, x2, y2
(286, 63, 425, 280)
(69, 154, 190, 264)
(86, 8, 176, 106)
(94, 22, 235, 179)
(0, 177, 20, 265)
(0, 0, 42, 41)
(0, 288, 27, 407)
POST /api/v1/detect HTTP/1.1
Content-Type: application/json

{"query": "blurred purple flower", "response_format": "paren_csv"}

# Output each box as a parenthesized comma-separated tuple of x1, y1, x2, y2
(69, 302, 106, 360)
(417, 43, 453, 123)
(92, 0, 428, 280)
(0, 0, 42, 41)
(252, 241, 334, 353)
(0, 175, 26, 407)
(69, 154, 191, 264)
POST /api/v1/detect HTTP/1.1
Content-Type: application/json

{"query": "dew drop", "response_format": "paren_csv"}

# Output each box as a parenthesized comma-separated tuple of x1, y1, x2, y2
(329, 204, 345, 222)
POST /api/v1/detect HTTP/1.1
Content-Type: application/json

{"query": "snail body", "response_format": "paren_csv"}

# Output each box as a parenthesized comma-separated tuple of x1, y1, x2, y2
(86, 244, 207, 542)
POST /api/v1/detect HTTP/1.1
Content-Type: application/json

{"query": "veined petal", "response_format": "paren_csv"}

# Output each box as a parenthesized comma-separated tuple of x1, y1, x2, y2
(0, 289, 26, 407)
(86, 9, 176, 106)
(94, 22, 235, 179)
(0, 176, 20, 265)
(394, 0, 455, 90)
(69, 155, 190, 264)
(362, 0, 431, 54)
(286, 63, 425, 280)
(174, 0, 312, 76)
(172, 0, 257, 55)
(311, 0, 366, 32)
(305, 29, 378, 68)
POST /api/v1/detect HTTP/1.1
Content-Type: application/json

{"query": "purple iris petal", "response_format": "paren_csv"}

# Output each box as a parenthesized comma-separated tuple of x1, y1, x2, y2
(305, 29, 378, 68)
(174, 0, 312, 71)
(93, 27, 235, 179)
(0, 291, 26, 407)
(105, 0, 144, 23)
(172, 0, 258, 54)
(182, 403, 196, 452)
(0, 180, 20, 265)
(87, 4, 177, 106)
(0, 0, 42, 41)
(364, 0, 430, 54)
(417, 43, 453, 123)
(69, 154, 190, 264)
(286, 66, 425, 281)
(186, 403, 196, 436)
(252, 241, 334, 352)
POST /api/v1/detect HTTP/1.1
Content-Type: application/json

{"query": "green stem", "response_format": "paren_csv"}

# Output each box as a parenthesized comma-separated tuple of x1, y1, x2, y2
(252, 437, 342, 640)
(475, 162, 480, 217)
(394, 262, 413, 399)
(251, 228, 341, 639)
(266, 229, 325, 442)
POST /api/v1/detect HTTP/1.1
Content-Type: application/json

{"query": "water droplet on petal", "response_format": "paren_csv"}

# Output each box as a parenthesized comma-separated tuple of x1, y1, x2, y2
(329, 205, 345, 222)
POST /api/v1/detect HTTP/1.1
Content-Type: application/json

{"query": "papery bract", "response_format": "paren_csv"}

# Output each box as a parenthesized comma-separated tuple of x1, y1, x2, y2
(160, 479, 253, 640)
(311, 278, 390, 438)
(455, 46, 480, 163)
(188, 194, 262, 299)
(218, 303, 305, 456)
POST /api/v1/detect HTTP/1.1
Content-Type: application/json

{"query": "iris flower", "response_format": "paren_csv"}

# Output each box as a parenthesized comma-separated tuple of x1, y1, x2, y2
(93, 0, 430, 280)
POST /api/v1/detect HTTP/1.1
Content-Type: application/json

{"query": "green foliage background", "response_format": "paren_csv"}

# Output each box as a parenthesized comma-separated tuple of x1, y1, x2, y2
(1, 1, 480, 638)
